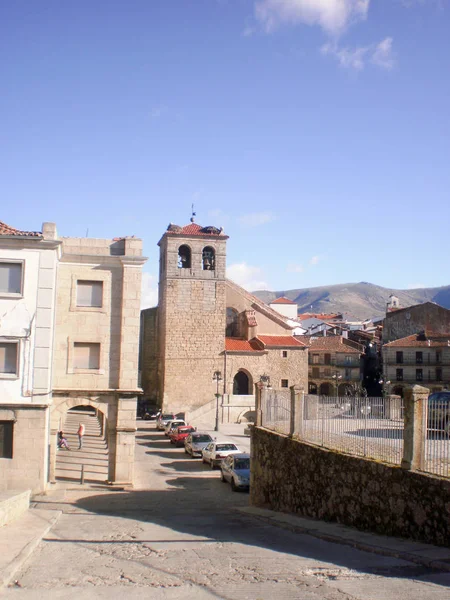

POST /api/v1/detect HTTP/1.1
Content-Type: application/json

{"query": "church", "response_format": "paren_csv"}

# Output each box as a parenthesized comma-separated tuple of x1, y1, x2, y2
(140, 219, 308, 419)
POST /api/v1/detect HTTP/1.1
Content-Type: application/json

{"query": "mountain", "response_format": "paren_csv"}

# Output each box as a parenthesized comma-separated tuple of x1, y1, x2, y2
(252, 283, 450, 321)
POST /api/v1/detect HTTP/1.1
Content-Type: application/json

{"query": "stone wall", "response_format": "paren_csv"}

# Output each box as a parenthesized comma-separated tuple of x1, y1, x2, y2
(250, 426, 450, 547)
(140, 308, 159, 401)
(384, 303, 450, 343)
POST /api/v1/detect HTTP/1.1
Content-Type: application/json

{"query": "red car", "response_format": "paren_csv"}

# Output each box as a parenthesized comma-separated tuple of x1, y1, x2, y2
(169, 425, 196, 447)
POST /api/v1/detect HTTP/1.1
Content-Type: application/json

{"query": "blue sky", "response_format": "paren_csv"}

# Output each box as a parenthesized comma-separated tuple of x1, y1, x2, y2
(1, 0, 449, 307)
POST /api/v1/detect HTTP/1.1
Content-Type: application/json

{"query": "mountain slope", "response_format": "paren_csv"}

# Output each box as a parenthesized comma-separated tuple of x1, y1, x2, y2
(253, 283, 450, 320)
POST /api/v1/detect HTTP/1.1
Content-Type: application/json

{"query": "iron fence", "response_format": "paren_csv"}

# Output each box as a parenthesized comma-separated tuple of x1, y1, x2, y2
(261, 389, 291, 436)
(423, 395, 450, 478)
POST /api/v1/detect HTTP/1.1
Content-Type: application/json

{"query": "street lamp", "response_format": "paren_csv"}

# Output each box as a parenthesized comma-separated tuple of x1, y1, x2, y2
(332, 372, 342, 396)
(259, 373, 271, 387)
(213, 370, 222, 432)
(379, 377, 391, 397)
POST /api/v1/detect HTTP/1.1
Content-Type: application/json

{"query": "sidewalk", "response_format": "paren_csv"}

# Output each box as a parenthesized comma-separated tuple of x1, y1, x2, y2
(237, 506, 450, 573)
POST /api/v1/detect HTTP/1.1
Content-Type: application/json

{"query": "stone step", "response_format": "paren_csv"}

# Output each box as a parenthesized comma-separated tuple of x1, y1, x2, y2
(0, 491, 30, 528)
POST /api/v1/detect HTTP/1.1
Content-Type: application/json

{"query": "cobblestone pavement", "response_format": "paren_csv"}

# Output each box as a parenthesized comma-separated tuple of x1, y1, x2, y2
(4, 420, 450, 599)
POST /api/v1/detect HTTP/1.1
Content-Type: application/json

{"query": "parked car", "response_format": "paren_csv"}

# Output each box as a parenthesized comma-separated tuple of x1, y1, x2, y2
(202, 441, 241, 469)
(220, 453, 250, 492)
(184, 432, 213, 457)
(156, 413, 176, 430)
(169, 425, 196, 446)
(428, 391, 450, 436)
(164, 419, 186, 437)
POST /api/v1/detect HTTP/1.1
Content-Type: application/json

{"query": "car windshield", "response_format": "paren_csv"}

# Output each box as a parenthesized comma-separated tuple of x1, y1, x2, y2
(193, 435, 212, 443)
(234, 458, 250, 470)
(162, 414, 174, 420)
(216, 444, 238, 451)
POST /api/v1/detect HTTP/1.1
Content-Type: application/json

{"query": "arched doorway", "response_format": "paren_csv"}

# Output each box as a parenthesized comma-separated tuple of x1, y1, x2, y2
(319, 382, 331, 396)
(338, 383, 349, 396)
(233, 371, 251, 395)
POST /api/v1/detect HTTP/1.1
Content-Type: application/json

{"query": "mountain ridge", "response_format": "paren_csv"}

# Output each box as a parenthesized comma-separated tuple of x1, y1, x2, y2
(252, 282, 450, 320)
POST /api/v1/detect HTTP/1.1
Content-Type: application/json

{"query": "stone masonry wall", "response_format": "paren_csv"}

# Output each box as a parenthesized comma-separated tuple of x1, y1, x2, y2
(384, 303, 450, 343)
(250, 426, 450, 547)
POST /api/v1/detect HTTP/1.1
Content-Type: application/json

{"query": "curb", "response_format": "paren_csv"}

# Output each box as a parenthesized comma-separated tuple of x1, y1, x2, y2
(0, 509, 62, 589)
(235, 507, 450, 573)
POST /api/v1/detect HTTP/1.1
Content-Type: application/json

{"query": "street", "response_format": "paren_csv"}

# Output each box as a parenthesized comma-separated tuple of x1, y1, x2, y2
(3, 420, 450, 599)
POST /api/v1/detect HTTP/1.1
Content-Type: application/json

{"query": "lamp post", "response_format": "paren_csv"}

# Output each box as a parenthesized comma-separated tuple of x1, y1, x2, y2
(332, 371, 342, 396)
(213, 370, 222, 432)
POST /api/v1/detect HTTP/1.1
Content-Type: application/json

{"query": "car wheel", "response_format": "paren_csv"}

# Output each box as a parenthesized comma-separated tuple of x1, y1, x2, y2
(220, 471, 226, 482)
(210, 460, 216, 470)
(231, 478, 238, 492)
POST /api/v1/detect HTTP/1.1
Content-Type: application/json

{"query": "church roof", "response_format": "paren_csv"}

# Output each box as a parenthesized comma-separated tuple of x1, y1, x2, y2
(256, 335, 306, 348)
(0, 219, 41, 237)
(225, 338, 263, 352)
(165, 222, 228, 238)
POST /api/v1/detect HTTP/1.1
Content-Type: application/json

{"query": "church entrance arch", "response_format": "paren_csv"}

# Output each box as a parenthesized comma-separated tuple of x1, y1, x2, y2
(233, 370, 252, 395)
(319, 382, 332, 396)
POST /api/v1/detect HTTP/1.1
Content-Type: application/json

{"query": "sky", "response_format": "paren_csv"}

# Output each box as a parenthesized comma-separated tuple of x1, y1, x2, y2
(1, 0, 449, 308)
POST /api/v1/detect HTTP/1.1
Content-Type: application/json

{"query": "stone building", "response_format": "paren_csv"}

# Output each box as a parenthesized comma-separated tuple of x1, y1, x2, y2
(50, 234, 146, 486)
(0, 220, 59, 493)
(382, 331, 450, 396)
(140, 221, 308, 419)
(383, 301, 450, 343)
(296, 335, 363, 395)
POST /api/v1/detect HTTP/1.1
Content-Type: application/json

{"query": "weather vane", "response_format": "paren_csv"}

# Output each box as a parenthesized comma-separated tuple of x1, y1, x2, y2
(190, 203, 196, 223)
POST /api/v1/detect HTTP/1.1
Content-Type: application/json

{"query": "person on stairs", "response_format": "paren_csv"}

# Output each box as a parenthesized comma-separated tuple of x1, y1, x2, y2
(77, 422, 85, 450)
(58, 431, 70, 450)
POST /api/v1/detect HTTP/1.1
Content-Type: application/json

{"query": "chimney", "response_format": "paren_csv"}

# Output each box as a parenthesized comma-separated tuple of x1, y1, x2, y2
(42, 222, 57, 240)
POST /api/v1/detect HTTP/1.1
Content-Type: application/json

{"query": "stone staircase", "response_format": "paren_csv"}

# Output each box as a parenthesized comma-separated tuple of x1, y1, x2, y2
(55, 409, 109, 483)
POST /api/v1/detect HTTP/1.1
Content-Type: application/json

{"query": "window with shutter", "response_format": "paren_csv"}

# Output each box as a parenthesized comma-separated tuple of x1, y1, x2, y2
(73, 343, 100, 370)
(76, 281, 103, 307)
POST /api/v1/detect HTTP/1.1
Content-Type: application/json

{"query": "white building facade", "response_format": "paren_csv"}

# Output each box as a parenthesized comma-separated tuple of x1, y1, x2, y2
(0, 221, 60, 493)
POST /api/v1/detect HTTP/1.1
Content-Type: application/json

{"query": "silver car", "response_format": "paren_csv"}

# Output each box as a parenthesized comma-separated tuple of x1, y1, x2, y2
(202, 441, 241, 469)
(184, 432, 213, 457)
(164, 419, 186, 436)
(156, 413, 176, 430)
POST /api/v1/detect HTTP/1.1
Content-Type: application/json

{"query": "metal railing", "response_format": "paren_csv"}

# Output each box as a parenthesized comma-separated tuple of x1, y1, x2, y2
(424, 397, 450, 478)
(300, 395, 404, 465)
(261, 389, 291, 436)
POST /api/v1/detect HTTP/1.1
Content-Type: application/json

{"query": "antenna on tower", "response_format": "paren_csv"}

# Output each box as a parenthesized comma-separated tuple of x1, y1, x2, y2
(190, 204, 196, 223)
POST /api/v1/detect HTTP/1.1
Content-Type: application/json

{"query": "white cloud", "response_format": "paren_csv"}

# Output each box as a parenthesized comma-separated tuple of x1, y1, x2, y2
(141, 272, 158, 309)
(322, 37, 395, 70)
(287, 263, 304, 273)
(321, 42, 368, 70)
(310, 255, 321, 265)
(254, 0, 370, 36)
(371, 37, 395, 70)
(238, 211, 276, 227)
(227, 262, 269, 291)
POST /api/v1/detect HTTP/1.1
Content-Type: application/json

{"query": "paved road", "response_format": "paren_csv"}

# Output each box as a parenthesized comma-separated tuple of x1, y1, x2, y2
(5, 420, 450, 599)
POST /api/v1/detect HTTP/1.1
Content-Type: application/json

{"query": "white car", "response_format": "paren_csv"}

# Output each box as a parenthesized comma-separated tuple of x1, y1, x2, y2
(202, 441, 241, 469)
(164, 419, 186, 437)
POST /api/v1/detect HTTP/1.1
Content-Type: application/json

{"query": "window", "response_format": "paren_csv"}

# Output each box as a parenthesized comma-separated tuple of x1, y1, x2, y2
(396, 351, 403, 364)
(436, 368, 443, 382)
(226, 308, 239, 338)
(0, 262, 23, 295)
(436, 351, 442, 364)
(0, 342, 18, 376)
(282, 350, 288, 358)
(312, 367, 320, 378)
(281, 379, 289, 388)
(396, 368, 403, 381)
(324, 368, 331, 376)
(0, 422, 13, 459)
(324, 353, 331, 365)
(416, 368, 423, 382)
(312, 354, 319, 364)
(178, 245, 191, 269)
(73, 343, 100, 370)
(202, 246, 215, 271)
(76, 281, 103, 307)
(345, 356, 352, 365)
(416, 352, 423, 364)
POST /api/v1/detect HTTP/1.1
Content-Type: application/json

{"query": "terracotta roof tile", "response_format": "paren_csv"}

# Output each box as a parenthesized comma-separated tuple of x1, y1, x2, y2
(225, 338, 262, 352)
(0, 220, 41, 237)
(165, 222, 228, 238)
(296, 335, 362, 353)
(271, 297, 297, 305)
(256, 335, 306, 348)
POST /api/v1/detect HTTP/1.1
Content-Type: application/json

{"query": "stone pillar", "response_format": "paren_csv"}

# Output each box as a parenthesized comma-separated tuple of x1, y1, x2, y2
(109, 397, 136, 485)
(254, 382, 264, 427)
(289, 385, 304, 437)
(385, 394, 402, 420)
(401, 385, 429, 471)
(304, 394, 319, 420)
